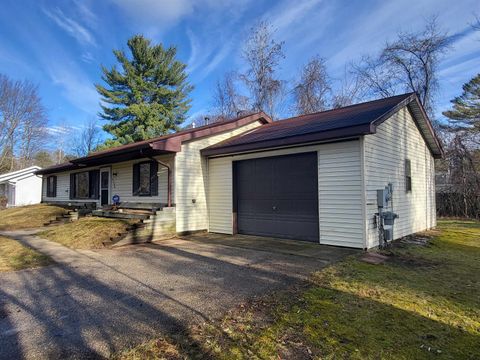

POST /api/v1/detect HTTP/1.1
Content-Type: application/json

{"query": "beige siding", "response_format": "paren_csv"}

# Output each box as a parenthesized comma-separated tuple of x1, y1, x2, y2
(364, 107, 436, 248)
(208, 157, 233, 234)
(207, 141, 365, 248)
(41, 154, 174, 205)
(110, 154, 173, 204)
(175, 121, 262, 233)
(42, 172, 75, 203)
(318, 140, 363, 248)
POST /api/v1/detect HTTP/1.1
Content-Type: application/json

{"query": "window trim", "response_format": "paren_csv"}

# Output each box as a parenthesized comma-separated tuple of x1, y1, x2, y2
(46, 175, 57, 198)
(405, 159, 412, 193)
(72, 171, 90, 199)
(132, 160, 158, 197)
(70, 170, 100, 200)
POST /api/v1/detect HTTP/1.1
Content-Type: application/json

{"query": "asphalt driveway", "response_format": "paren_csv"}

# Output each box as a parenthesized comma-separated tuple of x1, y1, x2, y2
(0, 230, 357, 359)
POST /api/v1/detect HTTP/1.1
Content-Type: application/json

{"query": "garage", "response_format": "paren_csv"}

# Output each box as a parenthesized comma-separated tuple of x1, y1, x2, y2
(233, 152, 319, 242)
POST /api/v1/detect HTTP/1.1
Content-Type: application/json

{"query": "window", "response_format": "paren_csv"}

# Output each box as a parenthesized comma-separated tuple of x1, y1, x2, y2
(133, 161, 158, 196)
(405, 159, 412, 192)
(70, 170, 99, 199)
(75, 172, 89, 198)
(46, 176, 57, 197)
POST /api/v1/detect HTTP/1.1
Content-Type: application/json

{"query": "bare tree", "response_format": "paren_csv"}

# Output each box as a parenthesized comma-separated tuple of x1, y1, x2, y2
(72, 119, 102, 157)
(240, 21, 285, 118)
(212, 72, 250, 119)
(331, 67, 367, 108)
(353, 18, 450, 117)
(0, 74, 47, 172)
(352, 56, 396, 99)
(437, 133, 480, 218)
(293, 56, 331, 115)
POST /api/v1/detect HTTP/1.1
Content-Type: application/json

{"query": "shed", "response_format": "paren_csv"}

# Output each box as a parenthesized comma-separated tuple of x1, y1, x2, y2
(0, 166, 43, 207)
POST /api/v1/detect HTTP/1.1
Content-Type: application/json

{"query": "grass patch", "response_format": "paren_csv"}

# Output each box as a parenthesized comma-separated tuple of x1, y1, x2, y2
(0, 204, 67, 231)
(0, 236, 52, 272)
(39, 217, 136, 249)
(115, 220, 480, 359)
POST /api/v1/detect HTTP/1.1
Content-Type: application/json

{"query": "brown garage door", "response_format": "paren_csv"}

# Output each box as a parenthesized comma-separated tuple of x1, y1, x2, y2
(233, 152, 319, 242)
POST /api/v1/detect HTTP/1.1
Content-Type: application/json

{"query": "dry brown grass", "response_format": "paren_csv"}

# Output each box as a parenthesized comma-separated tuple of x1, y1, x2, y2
(0, 236, 52, 272)
(39, 217, 137, 249)
(0, 204, 67, 231)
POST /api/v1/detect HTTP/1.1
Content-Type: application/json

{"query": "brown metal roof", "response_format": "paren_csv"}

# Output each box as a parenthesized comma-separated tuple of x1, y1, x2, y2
(202, 93, 443, 158)
(36, 112, 271, 175)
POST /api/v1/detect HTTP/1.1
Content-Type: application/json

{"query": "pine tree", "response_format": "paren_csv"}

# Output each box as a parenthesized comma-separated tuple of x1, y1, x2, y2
(96, 35, 193, 147)
(443, 74, 480, 132)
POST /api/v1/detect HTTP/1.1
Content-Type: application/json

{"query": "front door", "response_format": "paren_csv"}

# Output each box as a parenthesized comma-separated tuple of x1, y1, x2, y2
(100, 168, 110, 206)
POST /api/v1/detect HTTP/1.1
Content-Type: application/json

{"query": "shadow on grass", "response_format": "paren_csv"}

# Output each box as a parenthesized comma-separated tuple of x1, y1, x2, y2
(277, 285, 480, 359)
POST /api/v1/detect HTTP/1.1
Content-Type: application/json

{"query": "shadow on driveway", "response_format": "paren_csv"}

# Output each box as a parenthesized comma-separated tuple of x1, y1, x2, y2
(0, 232, 357, 359)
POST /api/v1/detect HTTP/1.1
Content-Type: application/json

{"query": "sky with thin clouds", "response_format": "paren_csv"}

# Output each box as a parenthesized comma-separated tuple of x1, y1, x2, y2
(0, 0, 478, 139)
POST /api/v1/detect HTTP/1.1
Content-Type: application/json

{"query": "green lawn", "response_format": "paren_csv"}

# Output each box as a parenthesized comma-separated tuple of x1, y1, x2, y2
(0, 204, 67, 231)
(39, 217, 137, 249)
(115, 220, 480, 360)
(0, 236, 52, 272)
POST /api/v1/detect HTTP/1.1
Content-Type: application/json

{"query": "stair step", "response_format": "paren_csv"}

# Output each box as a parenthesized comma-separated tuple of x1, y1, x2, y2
(92, 210, 151, 220)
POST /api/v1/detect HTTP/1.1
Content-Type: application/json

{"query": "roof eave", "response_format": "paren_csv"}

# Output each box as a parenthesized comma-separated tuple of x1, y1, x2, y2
(202, 124, 372, 156)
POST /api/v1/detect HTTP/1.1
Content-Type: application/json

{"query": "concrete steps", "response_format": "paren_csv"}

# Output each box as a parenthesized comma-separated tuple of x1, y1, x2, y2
(100, 207, 177, 248)
(91, 210, 152, 220)
(43, 210, 79, 227)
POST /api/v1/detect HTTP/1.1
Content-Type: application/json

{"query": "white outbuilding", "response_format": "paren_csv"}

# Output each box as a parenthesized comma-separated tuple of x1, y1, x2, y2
(0, 166, 43, 207)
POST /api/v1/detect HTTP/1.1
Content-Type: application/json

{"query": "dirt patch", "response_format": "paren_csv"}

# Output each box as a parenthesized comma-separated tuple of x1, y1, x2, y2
(384, 252, 441, 268)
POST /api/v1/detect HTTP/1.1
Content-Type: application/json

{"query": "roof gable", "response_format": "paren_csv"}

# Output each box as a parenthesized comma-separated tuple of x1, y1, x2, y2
(0, 166, 41, 182)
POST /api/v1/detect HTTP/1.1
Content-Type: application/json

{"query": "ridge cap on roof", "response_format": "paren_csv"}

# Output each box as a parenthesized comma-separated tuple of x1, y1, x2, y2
(242, 93, 415, 131)
(202, 93, 417, 152)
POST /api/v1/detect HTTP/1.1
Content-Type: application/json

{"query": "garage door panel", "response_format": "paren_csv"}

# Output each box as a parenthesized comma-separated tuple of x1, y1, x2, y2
(234, 152, 319, 242)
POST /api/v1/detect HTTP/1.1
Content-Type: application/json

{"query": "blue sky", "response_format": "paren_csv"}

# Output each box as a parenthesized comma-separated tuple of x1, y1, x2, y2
(0, 0, 479, 141)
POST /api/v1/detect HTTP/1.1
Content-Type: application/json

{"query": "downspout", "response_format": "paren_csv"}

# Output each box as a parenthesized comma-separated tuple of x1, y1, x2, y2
(141, 149, 172, 208)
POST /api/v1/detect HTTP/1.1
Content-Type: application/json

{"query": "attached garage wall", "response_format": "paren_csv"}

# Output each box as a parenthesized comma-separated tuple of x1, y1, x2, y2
(318, 141, 363, 248)
(207, 140, 364, 248)
(175, 120, 263, 233)
(364, 107, 436, 248)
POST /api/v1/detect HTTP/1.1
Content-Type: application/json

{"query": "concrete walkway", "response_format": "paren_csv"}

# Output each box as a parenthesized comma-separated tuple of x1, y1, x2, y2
(0, 230, 357, 359)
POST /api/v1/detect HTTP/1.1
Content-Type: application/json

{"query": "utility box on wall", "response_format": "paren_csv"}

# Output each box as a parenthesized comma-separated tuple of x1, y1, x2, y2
(384, 228, 393, 241)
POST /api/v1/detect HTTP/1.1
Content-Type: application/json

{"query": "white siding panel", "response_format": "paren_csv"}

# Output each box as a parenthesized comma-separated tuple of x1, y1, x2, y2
(41, 154, 174, 205)
(364, 107, 436, 248)
(318, 140, 363, 248)
(208, 157, 233, 234)
(110, 154, 173, 204)
(175, 121, 263, 233)
(42, 172, 73, 203)
(14, 174, 42, 206)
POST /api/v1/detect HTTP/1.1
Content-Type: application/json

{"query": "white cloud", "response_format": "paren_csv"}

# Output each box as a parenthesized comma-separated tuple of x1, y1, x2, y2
(43, 7, 97, 46)
(110, 0, 250, 31)
(81, 51, 95, 63)
(110, 0, 194, 26)
(45, 61, 99, 116)
(186, 28, 202, 73)
(196, 43, 234, 82)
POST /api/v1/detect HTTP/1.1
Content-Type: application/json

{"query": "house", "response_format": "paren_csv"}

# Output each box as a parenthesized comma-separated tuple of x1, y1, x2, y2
(0, 166, 43, 207)
(36, 93, 442, 249)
